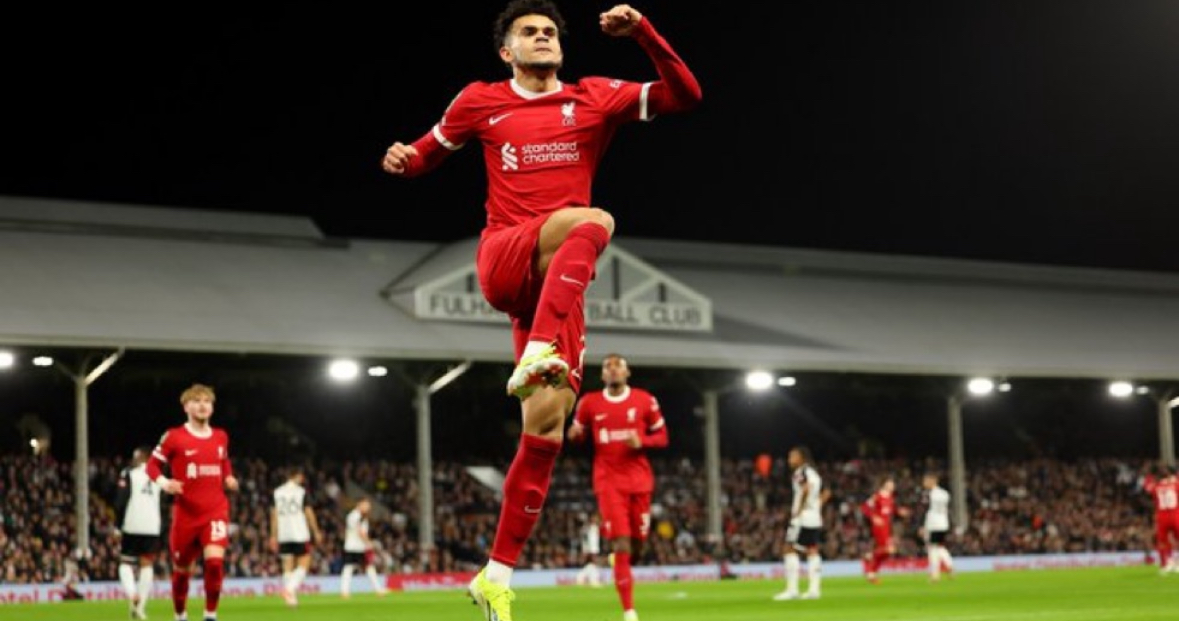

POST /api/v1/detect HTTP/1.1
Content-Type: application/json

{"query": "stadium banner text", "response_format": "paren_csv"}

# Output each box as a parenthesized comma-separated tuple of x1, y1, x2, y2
(0, 551, 1152, 605)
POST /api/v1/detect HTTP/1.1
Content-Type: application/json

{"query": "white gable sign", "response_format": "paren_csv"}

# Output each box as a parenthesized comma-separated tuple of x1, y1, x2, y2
(412, 245, 712, 332)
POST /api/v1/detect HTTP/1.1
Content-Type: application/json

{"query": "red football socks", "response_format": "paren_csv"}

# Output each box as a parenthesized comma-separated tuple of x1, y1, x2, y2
(204, 557, 224, 613)
(613, 551, 635, 611)
(529, 223, 609, 343)
(171, 570, 190, 615)
(490, 434, 562, 566)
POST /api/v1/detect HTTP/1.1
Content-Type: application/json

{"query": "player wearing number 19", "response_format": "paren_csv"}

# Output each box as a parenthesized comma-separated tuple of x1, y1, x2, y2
(146, 383, 240, 621)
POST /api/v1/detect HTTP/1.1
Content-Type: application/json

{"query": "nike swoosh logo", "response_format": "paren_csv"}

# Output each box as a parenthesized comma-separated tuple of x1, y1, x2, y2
(594, 414, 608, 420)
(489, 113, 513, 126)
(185, 450, 197, 456)
(524, 505, 542, 514)
(559, 274, 586, 287)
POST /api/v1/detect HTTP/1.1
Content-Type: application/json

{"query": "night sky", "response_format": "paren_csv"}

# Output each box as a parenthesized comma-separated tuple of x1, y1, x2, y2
(3, 1, 1179, 272)
(2, 2, 1178, 463)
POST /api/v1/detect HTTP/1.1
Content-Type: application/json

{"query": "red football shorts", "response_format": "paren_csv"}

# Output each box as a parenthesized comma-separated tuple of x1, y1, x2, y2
(170, 512, 230, 566)
(597, 488, 651, 541)
(871, 526, 892, 550)
(477, 218, 586, 394)
(1156, 511, 1179, 544)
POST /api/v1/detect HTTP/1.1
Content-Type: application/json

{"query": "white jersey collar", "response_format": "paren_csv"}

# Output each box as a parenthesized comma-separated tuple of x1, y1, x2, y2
(510, 79, 564, 100)
(604, 386, 631, 404)
(184, 422, 213, 439)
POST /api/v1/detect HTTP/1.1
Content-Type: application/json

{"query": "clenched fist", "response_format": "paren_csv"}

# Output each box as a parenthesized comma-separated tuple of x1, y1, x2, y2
(600, 5, 643, 37)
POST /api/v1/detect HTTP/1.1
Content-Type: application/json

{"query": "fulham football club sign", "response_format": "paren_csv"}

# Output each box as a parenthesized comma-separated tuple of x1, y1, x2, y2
(401, 244, 712, 333)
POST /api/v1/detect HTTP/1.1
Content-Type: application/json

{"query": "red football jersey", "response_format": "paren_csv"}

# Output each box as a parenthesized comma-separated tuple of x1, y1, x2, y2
(862, 491, 897, 527)
(146, 423, 233, 518)
(1144, 475, 1179, 514)
(573, 386, 666, 494)
(430, 76, 651, 233)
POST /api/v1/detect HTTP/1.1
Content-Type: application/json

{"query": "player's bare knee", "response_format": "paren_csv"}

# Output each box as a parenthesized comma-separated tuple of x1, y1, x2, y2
(530, 413, 565, 438)
(521, 404, 565, 439)
(584, 207, 615, 237)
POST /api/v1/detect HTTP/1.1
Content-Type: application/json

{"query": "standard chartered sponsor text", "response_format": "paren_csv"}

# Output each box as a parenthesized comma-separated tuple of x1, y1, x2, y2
(521, 141, 581, 164)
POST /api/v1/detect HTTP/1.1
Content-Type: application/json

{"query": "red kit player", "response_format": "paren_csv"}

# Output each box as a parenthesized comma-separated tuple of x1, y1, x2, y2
(861, 476, 910, 583)
(1143, 464, 1179, 574)
(381, 1, 699, 619)
(146, 383, 239, 621)
(568, 353, 668, 621)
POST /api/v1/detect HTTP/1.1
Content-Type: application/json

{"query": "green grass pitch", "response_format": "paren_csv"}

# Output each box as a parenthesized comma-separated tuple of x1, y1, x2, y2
(3, 566, 1178, 621)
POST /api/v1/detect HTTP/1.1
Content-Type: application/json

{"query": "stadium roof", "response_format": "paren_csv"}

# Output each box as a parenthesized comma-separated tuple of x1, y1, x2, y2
(3, 195, 1179, 381)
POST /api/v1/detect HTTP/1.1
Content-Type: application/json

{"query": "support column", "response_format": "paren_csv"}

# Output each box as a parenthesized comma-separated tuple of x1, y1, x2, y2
(947, 394, 968, 533)
(702, 389, 723, 552)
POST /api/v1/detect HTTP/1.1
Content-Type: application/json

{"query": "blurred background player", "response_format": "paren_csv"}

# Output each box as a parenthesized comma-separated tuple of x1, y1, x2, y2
(146, 383, 239, 621)
(773, 446, 823, 601)
(574, 512, 604, 587)
(1142, 463, 1179, 573)
(860, 475, 910, 584)
(340, 497, 388, 598)
(270, 465, 323, 606)
(115, 446, 163, 620)
(920, 472, 954, 582)
(568, 353, 669, 621)
(60, 549, 89, 600)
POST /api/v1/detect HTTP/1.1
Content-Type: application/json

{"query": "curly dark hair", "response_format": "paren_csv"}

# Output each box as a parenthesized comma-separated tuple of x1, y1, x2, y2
(493, 0, 567, 52)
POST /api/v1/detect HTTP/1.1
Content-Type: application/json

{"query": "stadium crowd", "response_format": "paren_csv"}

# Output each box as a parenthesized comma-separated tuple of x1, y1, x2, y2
(0, 452, 1157, 584)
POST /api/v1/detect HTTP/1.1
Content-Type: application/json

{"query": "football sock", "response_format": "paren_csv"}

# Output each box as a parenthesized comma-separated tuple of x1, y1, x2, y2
(528, 223, 609, 343)
(490, 434, 562, 567)
(288, 566, 307, 592)
(138, 566, 154, 608)
(171, 570, 190, 615)
(613, 551, 635, 611)
(203, 558, 224, 613)
(785, 554, 800, 593)
(486, 559, 514, 586)
(365, 564, 382, 590)
(340, 565, 354, 597)
(119, 563, 136, 599)
(807, 553, 821, 592)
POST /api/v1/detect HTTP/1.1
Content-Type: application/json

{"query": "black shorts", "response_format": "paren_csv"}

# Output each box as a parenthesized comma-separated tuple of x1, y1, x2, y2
(279, 541, 311, 557)
(786, 524, 822, 551)
(343, 551, 373, 567)
(926, 530, 948, 545)
(120, 534, 162, 561)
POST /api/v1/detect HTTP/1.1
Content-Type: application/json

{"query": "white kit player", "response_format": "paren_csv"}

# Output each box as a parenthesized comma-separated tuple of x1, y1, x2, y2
(340, 497, 387, 598)
(920, 473, 954, 581)
(574, 513, 604, 587)
(774, 446, 824, 601)
(115, 446, 163, 620)
(270, 466, 322, 606)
